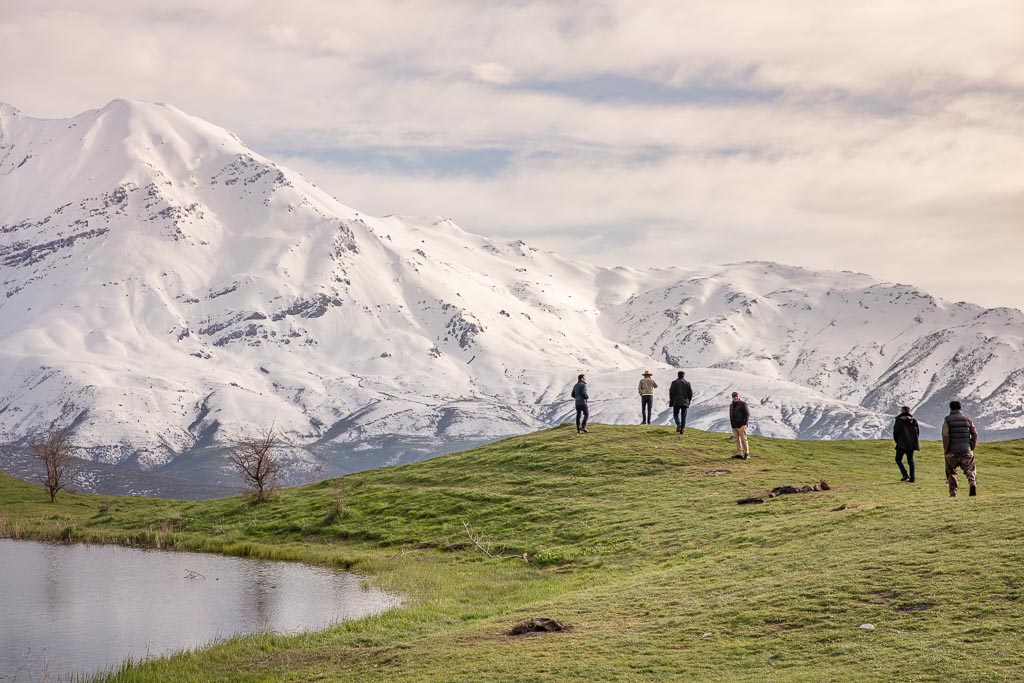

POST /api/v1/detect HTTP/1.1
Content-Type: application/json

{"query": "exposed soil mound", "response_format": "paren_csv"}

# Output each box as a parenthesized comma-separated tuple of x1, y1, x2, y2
(508, 617, 567, 636)
(769, 480, 830, 497)
(737, 481, 831, 504)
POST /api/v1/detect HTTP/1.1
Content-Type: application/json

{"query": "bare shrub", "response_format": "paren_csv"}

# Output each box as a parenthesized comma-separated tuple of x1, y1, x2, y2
(324, 478, 347, 524)
(31, 429, 77, 503)
(230, 425, 282, 503)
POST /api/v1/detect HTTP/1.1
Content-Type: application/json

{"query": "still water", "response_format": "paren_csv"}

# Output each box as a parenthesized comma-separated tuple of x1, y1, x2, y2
(0, 539, 400, 681)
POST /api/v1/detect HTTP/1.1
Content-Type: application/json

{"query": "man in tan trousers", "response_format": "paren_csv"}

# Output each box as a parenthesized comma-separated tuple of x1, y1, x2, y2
(729, 392, 750, 460)
(942, 400, 978, 497)
(638, 371, 658, 424)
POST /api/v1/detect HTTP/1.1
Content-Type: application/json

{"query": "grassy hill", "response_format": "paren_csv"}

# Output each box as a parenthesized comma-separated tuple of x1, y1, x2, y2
(2, 425, 1023, 681)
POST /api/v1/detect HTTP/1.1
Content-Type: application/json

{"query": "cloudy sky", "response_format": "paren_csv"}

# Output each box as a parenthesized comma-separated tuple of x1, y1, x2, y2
(3, 1, 1023, 308)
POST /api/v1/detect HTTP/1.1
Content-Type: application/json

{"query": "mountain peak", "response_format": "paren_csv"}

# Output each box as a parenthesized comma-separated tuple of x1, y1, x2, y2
(100, 97, 155, 111)
(86, 98, 229, 142)
(94, 98, 187, 121)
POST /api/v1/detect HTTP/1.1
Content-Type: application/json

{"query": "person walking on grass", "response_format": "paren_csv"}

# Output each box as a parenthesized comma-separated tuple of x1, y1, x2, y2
(669, 371, 693, 435)
(572, 374, 590, 433)
(638, 371, 657, 425)
(943, 400, 978, 497)
(729, 392, 750, 460)
(893, 406, 920, 483)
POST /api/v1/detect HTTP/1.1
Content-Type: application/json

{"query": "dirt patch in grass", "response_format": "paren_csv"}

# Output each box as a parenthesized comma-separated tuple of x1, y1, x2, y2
(893, 603, 937, 613)
(738, 481, 832, 504)
(765, 621, 805, 631)
(508, 617, 567, 636)
(769, 481, 831, 497)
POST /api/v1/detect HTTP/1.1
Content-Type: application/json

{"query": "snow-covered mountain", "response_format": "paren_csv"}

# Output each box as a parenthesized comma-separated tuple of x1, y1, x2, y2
(1, 100, 1021, 486)
(606, 262, 1024, 436)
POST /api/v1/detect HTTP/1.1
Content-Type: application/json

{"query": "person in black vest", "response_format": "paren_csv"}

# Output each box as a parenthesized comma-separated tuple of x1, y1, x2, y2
(942, 400, 978, 497)
(729, 392, 750, 459)
(571, 374, 589, 434)
(892, 406, 920, 482)
(668, 371, 693, 435)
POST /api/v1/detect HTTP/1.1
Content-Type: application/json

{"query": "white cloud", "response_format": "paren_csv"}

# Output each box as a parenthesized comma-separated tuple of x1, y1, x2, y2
(470, 62, 516, 85)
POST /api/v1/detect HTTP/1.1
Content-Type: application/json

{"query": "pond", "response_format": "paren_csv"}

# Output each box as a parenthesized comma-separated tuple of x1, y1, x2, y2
(0, 539, 401, 681)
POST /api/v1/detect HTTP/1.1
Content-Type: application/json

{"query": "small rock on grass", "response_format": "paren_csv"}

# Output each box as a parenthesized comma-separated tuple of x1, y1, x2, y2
(859, 623, 875, 630)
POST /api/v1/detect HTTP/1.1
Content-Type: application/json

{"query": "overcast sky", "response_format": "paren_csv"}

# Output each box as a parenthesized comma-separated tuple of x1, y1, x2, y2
(3, 1, 1023, 309)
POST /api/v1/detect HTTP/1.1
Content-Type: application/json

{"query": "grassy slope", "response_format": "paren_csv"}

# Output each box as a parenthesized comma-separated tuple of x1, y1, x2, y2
(2, 425, 1023, 682)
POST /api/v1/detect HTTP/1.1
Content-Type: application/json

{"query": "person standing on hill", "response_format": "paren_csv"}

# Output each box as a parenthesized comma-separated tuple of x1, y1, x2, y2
(729, 392, 750, 460)
(669, 371, 693, 435)
(571, 374, 590, 434)
(943, 400, 978, 497)
(893, 406, 920, 483)
(638, 371, 658, 424)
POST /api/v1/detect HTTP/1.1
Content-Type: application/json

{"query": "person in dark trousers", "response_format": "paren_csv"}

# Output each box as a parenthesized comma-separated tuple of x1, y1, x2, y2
(668, 371, 693, 435)
(892, 406, 920, 482)
(638, 371, 657, 424)
(729, 392, 750, 459)
(942, 400, 978, 497)
(571, 374, 590, 433)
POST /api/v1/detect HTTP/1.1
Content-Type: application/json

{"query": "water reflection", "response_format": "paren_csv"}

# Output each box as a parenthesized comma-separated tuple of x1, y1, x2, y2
(0, 539, 400, 681)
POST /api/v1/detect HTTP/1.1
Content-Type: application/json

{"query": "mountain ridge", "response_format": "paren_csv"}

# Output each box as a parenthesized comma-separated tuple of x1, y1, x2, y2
(2, 99, 1021, 485)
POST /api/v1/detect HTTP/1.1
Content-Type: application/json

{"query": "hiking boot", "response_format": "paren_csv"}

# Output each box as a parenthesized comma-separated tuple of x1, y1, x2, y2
(908, 478, 915, 483)
(581, 428, 590, 433)
(743, 455, 750, 460)
(969, 485, 977, 497)
(949, 490, 957, 497)
(900, 476, 909, 482)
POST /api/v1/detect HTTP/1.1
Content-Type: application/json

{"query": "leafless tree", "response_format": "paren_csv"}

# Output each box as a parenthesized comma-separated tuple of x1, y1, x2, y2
(31, 429, 76, 503)
(230, 425, 282, 503)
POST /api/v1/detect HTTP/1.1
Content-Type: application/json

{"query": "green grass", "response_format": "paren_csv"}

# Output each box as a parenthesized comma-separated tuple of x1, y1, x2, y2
(2, 424, 1023, 681)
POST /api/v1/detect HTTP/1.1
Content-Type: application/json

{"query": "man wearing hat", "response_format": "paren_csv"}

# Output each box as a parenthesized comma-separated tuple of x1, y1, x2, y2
(638, 371, 658, 424)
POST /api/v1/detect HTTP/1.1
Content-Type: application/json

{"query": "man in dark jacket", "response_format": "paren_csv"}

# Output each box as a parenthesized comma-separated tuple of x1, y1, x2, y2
(893, 406, 920, 482)
(729, 392, 750, 459)
(571, 374, 589, 434)
(942, 400, 978, 497)
(668, 371, 693, 435)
